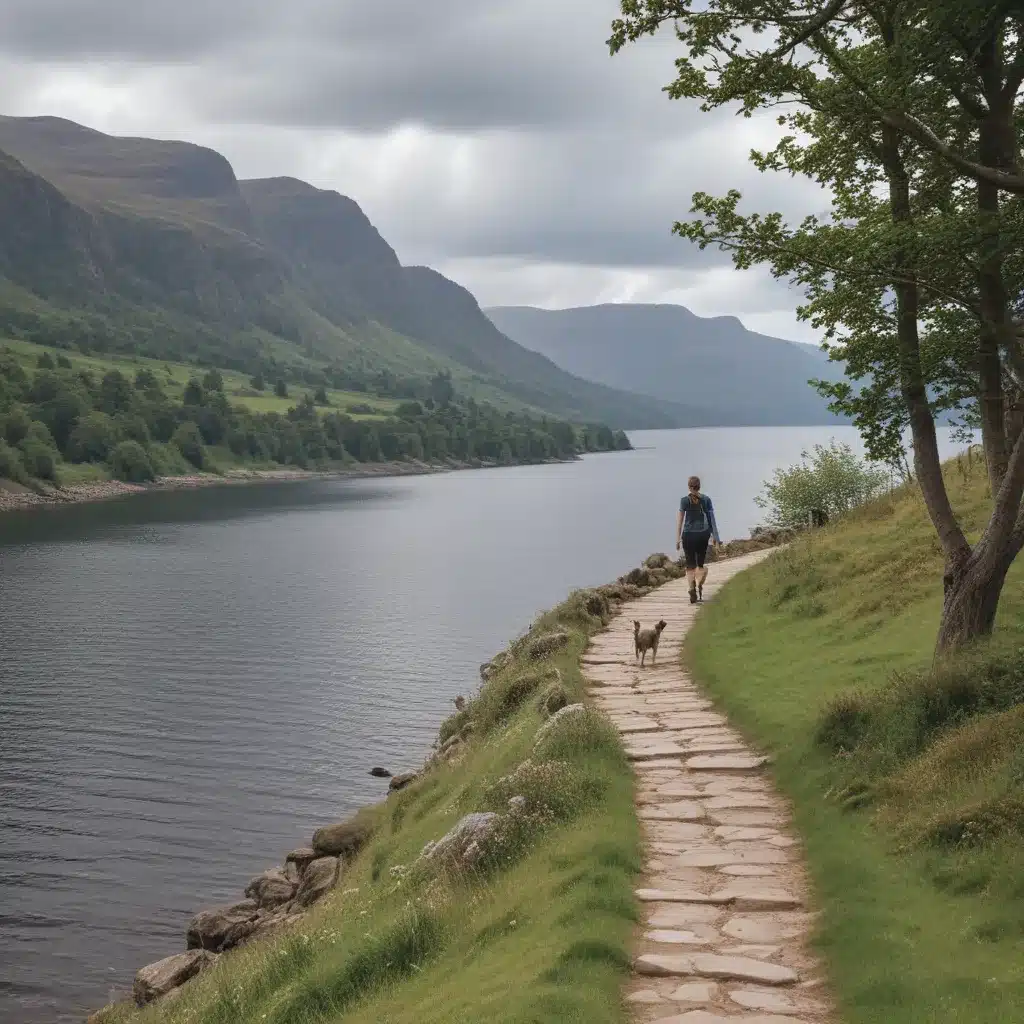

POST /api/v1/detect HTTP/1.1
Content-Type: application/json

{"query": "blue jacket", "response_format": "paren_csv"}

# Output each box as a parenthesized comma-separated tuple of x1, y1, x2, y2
(680, 493, 721, 544)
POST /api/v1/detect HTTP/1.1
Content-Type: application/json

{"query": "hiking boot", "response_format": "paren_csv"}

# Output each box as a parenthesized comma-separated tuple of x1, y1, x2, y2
(689, 586, 698, 604)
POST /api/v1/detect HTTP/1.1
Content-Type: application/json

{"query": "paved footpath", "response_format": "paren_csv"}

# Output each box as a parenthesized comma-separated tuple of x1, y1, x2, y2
(584, 551, 832, 1024)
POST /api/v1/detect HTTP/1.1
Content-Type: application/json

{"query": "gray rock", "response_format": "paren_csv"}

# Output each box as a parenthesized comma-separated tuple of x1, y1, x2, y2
(311, 816, 373, 858)
(527, 631, 570, 660)
(295, 856, 339, 907)
(534, 702, 586, 744)
(388, 772, 418, 793)
(285, 847, 317, 866)
(133, 949, 218, 1006)
(283, 860, 302, 885)
(419, 812, 498, 869)
(369, 766, 392, 778)
(187, 901, 258, 951)
(244, 868, 296, 909)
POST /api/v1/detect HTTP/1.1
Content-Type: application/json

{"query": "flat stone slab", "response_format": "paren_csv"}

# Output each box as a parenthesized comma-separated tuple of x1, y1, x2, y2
(729, 988, 803, 1013)
(668, 982, 719, 1003)
(644, 926, 718, 946)
(614, 717, 664, 733)
(647, 903, 724, 927)
(710, 886, 802, 911)
(718, 864, 780, 877)
(687, 754, 768, 772)
(721, 915, 809, 943)
(637, 888, 732, 905)
(652, 1012, 809, 1024)
(635, 952, 798, 985)
(640, 801, 707, 822)
(670, 848, 790, 867)
(627, 742, 686, 761)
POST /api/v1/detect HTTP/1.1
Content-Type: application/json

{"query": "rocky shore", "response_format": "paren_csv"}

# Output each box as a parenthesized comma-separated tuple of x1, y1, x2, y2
(84, 534, 792, 1023)
(0, 454, 583, 515)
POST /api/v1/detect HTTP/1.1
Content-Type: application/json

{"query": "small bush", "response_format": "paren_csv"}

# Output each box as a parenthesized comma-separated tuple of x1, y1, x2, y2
(817, 691, 872, 752)
(171, 421, 205, 469)
(534, 706, 623, 763)
(148, 441, 191, 476)
(67, 411, 120, 463)
(109, 441, 155, 483)
(756, 439, 890, 528)
(475, 670, 549, 733)
(19, 422, 60, 482)
(0, 438, 28, 483)
(486, 758, 605, 823)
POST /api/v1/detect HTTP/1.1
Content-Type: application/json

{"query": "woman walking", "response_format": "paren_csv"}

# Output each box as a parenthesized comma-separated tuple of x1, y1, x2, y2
(675, 475, 722, 604)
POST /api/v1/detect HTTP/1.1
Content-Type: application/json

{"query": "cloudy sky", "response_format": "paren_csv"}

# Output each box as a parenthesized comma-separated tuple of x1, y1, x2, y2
(0, 0, 828, 343)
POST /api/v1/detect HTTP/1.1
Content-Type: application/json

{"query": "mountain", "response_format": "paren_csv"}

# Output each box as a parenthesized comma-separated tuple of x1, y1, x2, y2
(485, 304, 847, 426)
(0, 115, 700, 429)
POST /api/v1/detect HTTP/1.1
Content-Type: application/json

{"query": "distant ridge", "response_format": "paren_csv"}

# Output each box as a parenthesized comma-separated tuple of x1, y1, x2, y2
(485, 303, 847, 427)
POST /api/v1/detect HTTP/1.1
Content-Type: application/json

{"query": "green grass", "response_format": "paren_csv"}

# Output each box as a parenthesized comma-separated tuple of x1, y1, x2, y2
(688, 450, 1024, 1023)
(96, 589, 641, 1024)
(1, 338, 402, 420)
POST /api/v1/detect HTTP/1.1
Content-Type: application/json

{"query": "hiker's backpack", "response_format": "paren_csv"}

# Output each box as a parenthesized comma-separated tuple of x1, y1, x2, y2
(684, 494, 710, 532)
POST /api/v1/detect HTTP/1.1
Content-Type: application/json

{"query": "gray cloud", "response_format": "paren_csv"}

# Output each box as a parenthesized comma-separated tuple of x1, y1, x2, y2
(0, 0, 827, 341)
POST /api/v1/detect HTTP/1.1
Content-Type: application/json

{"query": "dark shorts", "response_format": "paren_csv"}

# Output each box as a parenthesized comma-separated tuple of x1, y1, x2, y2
(682, 530, 711, 569)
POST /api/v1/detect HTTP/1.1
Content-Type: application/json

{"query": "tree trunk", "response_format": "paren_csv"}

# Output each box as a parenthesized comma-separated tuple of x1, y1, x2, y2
(936, 548, 1015, 653)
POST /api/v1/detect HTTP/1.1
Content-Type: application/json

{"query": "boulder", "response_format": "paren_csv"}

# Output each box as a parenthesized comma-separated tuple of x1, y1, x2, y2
(187, 901, 258, 951)
(244, 867, 296, 909)
(133, 949, 218, 1006)
(295, 856, 339, 907)
(534, 703, 587, 745)
(283, 860, 302, 885)
(369, 766, 392, 778)
(419, 812, 498, 869)
(389, 772, 418, 793)
(311, 816, 373, 858)
(480, 651, 508, 681)
(645, 553, 672, 568)
(285, 847, 318, 867)
(234, 911, 306, 948)
(527, 631, 570, 660)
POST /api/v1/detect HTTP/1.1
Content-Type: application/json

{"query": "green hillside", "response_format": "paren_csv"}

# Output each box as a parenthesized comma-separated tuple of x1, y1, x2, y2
(0, 115, 696, 430)
(688, 453, 1024, 1022)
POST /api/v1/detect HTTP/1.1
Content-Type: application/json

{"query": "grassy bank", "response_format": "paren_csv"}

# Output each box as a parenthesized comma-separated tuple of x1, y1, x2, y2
(95, 578, 663, 1024)
(688, 452, 1024, 1023)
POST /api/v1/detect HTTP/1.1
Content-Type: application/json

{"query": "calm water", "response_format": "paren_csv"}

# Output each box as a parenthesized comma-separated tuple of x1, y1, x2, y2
(0, 426, 967, 1022)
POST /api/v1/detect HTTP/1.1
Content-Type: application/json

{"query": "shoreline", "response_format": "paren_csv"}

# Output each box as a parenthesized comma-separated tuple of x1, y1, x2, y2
(0, 453, 599, 516)
(83, 544, 781, 1022)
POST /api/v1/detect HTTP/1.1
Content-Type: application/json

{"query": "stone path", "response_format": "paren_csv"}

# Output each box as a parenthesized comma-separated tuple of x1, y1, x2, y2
(584, 551, 832, 1024)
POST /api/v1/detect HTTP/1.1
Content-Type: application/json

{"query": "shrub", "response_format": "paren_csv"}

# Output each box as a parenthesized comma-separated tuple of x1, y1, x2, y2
(756, 439, 890, 528)
(0, 438, 27, 483)
(475, 670, 548, 733)
(148, 441, 192, 476)
(171, 421, 205, 468)
(534, 705, 623, 763)
(3, 404, 32, 447)
(817, 691, 872, 752)
(19, 428, 59, 482)
(109, 441, 155, 482)
(67, 411, 120, 463)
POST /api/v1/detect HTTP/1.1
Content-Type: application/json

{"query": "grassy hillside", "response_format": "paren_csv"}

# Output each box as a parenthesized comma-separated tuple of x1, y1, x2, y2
(0, 338, 632, 493)
(93, 582, 653, 1024)
(688, 450, 1024, 1023)
(0, 116, 694, 430)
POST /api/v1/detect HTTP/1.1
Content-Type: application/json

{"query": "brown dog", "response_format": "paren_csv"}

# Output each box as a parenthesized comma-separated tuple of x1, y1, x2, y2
(634, 619, 667, 666)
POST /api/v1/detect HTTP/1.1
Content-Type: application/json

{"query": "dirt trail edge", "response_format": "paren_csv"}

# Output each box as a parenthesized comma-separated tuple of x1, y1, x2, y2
(585, 550, 833, 1024)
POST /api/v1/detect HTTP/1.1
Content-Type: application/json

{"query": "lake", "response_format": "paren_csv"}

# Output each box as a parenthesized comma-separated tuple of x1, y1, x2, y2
(0, 425, 969, 1022)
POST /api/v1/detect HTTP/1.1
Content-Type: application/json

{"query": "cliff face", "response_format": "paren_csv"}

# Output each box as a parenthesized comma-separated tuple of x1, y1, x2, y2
(0, 116, 696, 428)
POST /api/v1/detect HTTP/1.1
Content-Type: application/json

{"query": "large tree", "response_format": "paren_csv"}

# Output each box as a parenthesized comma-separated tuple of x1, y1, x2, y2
(611, 0, 1024, 651)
